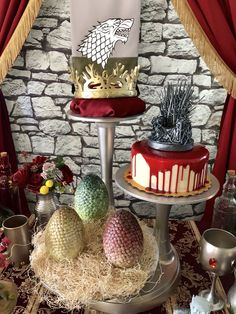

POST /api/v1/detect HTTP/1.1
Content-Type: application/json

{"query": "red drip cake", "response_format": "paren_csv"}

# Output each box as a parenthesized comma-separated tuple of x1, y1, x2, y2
(130, 141, 209, 196)
(127, 82, 211, 196)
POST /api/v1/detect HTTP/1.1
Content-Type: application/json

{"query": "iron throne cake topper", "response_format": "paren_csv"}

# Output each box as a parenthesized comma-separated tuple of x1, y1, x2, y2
(148, 81, 195, 151)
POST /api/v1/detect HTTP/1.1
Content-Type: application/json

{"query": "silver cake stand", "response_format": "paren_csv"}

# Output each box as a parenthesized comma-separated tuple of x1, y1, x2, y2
(67, 110, 142, 206)
(89, 165, 220, 314)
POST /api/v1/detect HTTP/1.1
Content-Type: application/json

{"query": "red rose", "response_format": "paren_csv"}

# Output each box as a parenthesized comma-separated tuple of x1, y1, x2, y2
(61, 165, 73, 184)
(0, 253, 10, 268)
(12, 167, 29, 188)
(32, 156, 48, 164)
(28, 173, 43, 193)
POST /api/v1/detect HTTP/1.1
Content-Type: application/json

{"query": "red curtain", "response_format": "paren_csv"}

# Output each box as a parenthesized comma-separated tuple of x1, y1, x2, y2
(0, 0, 30, 215)
(186, 0, 236, 231)
(0, 0, 29, 54)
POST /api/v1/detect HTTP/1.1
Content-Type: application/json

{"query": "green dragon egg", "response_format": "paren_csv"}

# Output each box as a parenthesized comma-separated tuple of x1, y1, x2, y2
(45, 206, 84, 261)
(74, 174, 109, 221)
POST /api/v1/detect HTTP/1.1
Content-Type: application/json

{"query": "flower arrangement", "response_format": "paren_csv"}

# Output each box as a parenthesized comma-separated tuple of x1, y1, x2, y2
(12, 156, 74, 195)
(0, 232, 10, 268)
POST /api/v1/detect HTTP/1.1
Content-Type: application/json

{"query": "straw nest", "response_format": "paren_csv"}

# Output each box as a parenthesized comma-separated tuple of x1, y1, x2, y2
(30, 218, 158, 310)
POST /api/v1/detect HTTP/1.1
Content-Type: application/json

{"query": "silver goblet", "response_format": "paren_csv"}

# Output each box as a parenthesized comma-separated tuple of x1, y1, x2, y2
(199, 228, 236, 311)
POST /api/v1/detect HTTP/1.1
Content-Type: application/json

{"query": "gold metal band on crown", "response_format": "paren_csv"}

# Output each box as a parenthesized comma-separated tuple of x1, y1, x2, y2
(69, 57, 139, 98)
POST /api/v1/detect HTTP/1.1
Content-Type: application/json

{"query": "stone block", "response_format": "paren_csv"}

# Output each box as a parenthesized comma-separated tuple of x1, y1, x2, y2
(141, 22, 162, 42)
(45, 82, 72, 97)
(32, 72, 58, 81)
(26, 50, 49, 70)
(72, 123, 90, 136)
(138, 42, 165, 55)
(2, 79, 26, 96)
(49, 51, 68, 72)
(33, 18, 58, 28)
(21, 125, 39, 132)
(114, 150, 130, 162)
(31, 135, 54, 154)
(13, 55, 24, 67)
(167, 39, 199, 58)
(5, 100, 15, 115)
(141, 0, 167, 21)
(163, 24, 187, 39)
(39, 120, 71, 135)
(55, 135, 82, 156)
(10, 124, 20, 131)
(62, 157, 81, 175)
(206, 111, 223, 128)
(192, 128, 202, 143)
(151, 56, 197, 74)
(147, 75, 165, 85)
(193, 74, 211, 87)
(199, 89, 227, 105)
(12, 96, 33, 117)
(82, 147, 99, 159)
(137, 72, 148, 84)
(170, 204, 194, 219)
(138, 57, 151, 71)
(116, 126, 135, 137)
(47, 21, 71, 49)
(205, 145, 217, 161)
(202, 129, 218, 145)
(27, 81, 46, 95)
(164, 74, 190, 84)
(138, 84, 162, 104)
(80, 164, 101, 176)
(25, 29, 43, 48)
(40, 0, 70, 19)
(12, 133, 32, 152)
(8, 69, 31, 79)
(191, 105, 211, 126)
(167, 3, 180, 22)
(16, 118, 38, 125)
(142, 105, 160, 126)
(83, 136, 99, 148)
(32, 97, 62, 118)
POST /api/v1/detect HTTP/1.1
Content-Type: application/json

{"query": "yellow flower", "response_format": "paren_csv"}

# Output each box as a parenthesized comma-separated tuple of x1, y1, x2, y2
(40, 185, 49, 195)
(45, 179, 54, 188)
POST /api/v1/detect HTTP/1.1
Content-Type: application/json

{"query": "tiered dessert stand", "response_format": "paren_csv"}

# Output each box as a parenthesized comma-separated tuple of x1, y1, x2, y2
(67, 109, 220, 314)
(67, 110, 142, 206)
(88, 167, 219, 314)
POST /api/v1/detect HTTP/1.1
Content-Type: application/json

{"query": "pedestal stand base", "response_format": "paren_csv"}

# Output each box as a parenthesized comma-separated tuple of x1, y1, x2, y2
(90, 246, 180, 314)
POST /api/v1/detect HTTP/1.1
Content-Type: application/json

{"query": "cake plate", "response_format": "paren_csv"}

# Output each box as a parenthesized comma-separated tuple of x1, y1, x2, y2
(89, 165, 220, 314)
(67, 110, 142, 206)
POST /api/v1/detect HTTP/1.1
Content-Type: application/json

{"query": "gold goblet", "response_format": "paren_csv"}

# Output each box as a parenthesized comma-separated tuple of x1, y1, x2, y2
(199, 228, 236, 311)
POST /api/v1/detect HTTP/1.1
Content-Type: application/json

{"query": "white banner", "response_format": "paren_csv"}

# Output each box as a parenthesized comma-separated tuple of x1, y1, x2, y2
(70, 0, 141, 67)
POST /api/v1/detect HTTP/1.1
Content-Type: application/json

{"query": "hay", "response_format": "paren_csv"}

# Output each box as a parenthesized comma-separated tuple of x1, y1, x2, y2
(30, 219, 158, 310)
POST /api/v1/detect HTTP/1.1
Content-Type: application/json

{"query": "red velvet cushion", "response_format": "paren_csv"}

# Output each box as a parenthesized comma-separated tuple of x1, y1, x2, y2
(70, 97, 146, 117)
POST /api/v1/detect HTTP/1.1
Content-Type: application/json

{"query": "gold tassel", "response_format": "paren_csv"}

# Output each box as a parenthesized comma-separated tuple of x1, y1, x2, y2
(171, 0, 236, 98)
(0, 0, 43, 83)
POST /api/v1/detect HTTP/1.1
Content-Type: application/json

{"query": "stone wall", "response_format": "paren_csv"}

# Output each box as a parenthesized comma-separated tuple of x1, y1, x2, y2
(1, 0, 226, 219)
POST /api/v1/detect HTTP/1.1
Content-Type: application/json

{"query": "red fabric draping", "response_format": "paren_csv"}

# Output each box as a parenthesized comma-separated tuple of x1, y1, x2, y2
(188, 0, 236, 74)
(0, 90, 17, 171)
(0, 1, 30, 216)
(187, 0, 236, 231)
(70, 97, 146, 117)
(0, 0, 29, 54)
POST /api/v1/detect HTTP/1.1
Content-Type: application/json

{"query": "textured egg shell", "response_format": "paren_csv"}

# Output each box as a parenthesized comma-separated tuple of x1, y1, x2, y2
(103, 209, 144, 268)
(74, 174, 109, 221)
(45, 206, 84, 261)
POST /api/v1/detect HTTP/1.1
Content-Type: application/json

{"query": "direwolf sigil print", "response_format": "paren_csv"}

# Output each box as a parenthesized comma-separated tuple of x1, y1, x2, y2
(77, 18, 134, 68)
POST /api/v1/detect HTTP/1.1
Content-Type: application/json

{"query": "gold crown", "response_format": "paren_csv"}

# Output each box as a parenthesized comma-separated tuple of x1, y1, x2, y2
(70, 62, 139, 98)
